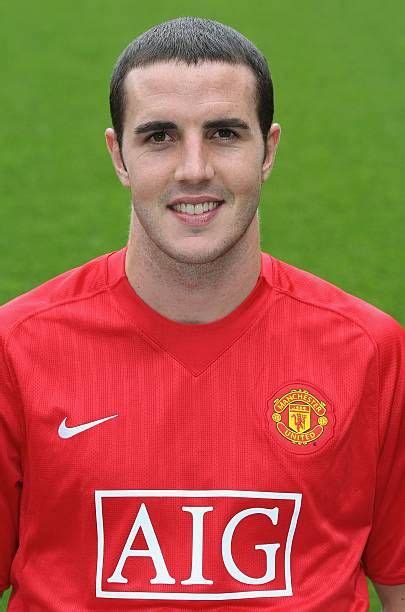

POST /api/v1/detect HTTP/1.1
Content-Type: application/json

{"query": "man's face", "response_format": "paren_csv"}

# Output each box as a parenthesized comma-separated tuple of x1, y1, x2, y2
(106, 61, 280, 264)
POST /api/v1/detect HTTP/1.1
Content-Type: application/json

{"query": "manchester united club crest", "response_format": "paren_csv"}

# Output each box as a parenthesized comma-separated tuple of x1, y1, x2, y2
(267, 384, 333, 453)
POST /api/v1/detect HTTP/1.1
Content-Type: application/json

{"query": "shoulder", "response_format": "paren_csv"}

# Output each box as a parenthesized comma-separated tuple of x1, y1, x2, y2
(265, 254, 404, 350)
(0, 251, 117, 343)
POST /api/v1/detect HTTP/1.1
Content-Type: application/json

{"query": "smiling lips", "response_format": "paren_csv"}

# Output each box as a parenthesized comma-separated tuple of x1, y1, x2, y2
(172, 201, 220, 215)
(168, 196, 224, 225)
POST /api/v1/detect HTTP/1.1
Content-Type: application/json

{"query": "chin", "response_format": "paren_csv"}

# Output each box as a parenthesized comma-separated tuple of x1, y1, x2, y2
(168, 251, 221, 266)
(160, 242, 231, 266)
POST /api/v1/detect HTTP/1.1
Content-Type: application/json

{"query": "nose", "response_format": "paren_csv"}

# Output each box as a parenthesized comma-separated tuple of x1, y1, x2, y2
(174, 136, 214, 183)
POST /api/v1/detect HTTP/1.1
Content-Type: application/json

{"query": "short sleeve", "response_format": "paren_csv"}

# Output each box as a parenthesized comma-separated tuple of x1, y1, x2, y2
(0, 336, 23, 592)
(362, 320, 405, 584)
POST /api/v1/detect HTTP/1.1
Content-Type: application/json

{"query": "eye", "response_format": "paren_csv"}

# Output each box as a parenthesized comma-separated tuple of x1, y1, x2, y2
(148, 130, 171, 143)
(212, 128, 238, 140)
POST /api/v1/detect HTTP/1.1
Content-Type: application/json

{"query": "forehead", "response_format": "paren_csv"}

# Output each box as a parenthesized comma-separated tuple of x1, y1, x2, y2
(123, 61, 257, 122)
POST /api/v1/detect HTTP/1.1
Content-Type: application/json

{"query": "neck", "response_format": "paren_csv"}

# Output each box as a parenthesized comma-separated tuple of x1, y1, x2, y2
(125, 215, 261, 324)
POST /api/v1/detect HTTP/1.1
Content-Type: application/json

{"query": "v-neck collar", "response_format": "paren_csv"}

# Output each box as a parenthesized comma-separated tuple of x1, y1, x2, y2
(107, 248, 273, 376)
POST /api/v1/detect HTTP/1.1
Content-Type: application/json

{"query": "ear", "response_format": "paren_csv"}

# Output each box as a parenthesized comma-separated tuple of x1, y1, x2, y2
(105, 128, 130, 188)
(261, 123, 281, 182)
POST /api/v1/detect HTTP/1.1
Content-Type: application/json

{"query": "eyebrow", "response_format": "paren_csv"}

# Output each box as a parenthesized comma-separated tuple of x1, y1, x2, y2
(203, 118, 250, 130)
(134, 118, 250, 135)
(134, 121, 177, 135)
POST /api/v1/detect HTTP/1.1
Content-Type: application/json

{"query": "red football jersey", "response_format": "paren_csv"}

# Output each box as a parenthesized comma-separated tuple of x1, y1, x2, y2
(0, 249, 404, 611)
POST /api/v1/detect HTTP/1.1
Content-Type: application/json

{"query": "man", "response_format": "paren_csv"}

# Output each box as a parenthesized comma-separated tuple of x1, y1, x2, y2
(0, 17, 404, 611)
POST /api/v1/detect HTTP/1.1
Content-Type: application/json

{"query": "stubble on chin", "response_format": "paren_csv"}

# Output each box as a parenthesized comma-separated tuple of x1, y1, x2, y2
(128, 194, 260, 277)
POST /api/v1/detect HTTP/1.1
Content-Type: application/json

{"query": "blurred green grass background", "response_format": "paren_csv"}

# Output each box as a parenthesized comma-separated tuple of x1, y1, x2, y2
(2, 0, 404, 609)
(1, 1, 404, 324)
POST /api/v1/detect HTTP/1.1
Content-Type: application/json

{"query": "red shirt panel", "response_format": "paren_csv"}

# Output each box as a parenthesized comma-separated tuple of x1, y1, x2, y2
(0, 249, 404, 610)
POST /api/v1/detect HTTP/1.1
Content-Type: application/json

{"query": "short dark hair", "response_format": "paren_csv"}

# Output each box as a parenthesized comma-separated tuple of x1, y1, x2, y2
(109, 17, 274, 150)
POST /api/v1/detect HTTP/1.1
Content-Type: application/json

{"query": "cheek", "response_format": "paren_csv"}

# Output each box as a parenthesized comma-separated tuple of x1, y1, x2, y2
(216, 149, 263, 192)
(128, 158, 169, 203)
(226, 163, 262, 200)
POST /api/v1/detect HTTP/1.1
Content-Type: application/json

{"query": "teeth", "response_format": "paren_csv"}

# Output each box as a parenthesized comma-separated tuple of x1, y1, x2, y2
(172, 201, 221, 214)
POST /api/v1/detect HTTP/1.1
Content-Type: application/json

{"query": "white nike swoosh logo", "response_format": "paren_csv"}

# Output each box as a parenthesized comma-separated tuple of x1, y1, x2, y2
(58, 414, 118, 439)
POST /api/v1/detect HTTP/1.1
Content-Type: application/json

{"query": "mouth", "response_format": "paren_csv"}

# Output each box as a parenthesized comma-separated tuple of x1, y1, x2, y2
(167, 200, 224, 225)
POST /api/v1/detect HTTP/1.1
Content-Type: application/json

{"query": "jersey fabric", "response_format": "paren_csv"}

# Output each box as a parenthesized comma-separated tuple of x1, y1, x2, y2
(0, 248, 404, 611)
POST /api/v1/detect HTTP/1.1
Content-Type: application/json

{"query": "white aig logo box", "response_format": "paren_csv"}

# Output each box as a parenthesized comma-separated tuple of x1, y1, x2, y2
(95, 489, 302, 600)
